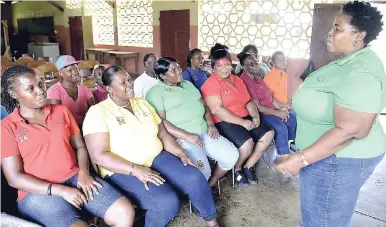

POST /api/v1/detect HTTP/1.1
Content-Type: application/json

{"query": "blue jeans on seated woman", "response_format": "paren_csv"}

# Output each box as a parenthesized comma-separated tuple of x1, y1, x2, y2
(176, 133, 239, 180)
(300, 153, 384, 227)
(261, 109, 297, 155)
(18, 174, 123, 227)
(105, 151, 217, 227)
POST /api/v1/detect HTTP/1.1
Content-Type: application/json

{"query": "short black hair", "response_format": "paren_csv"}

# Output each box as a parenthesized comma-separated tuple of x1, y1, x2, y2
(342, 1, 383, 45)
(102, 65, 125, 86)
(272, 51, 285, 63)
(92, 64, 105, 76)
(237, 51, 254, 67)
(186, 48, 203, 67)
(210, 43, 232, 68)
(154, 57, 179, 82)
(242, 44, 258, 54)
(236, 51, 255, 76)
(143, 53, 156, 66)
(1, 65, 37, 113)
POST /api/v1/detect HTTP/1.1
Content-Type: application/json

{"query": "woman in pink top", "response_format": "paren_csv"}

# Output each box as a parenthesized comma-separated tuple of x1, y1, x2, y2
(47, 55, 95, 126)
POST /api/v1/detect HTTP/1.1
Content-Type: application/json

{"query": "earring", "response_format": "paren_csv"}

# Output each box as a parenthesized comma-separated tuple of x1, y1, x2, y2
(353, 40, 358, 47)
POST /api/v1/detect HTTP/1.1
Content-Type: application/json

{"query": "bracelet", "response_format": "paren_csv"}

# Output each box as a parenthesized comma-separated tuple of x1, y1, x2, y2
(47, 183, 53, 196)
(128, 163, 136, 176)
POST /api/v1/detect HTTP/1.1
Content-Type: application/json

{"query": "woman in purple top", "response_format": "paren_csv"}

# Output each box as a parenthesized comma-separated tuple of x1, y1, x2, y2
(238, 51, 297, 155)
(182, 48, 210, 90)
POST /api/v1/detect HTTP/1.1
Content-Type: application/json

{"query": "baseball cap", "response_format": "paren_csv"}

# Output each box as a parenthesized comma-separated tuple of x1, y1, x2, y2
(56, 55, 80, 71)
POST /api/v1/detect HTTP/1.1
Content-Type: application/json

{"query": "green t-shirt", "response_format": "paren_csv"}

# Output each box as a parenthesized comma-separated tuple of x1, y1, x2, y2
(293, 47, 386, 158)
(146, 81, 208, 135)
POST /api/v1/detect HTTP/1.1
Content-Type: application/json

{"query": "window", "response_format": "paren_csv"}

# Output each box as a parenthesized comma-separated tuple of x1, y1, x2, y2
(84, 0, 115, 45)
(199, 0, 332, 58)
(117, 0, 153, 47)
(66, 0, 82, 9)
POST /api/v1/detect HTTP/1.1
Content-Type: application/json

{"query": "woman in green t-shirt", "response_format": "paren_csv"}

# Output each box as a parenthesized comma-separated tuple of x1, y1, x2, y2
(276, 2, 385, 227)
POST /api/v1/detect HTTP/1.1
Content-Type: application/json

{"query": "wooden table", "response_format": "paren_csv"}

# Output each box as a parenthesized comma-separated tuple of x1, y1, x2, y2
(86, 48, 117, 63)
(103, 51, 140, 73)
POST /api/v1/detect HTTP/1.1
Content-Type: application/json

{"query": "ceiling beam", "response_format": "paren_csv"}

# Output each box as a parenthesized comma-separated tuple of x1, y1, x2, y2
(47, 1, 64, 12)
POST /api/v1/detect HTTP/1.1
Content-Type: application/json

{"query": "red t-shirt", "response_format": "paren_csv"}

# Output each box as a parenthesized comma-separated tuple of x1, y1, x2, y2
(201, 73, 250, 123)
(240, 72, 275, 109)
(1, 105, 80, 200)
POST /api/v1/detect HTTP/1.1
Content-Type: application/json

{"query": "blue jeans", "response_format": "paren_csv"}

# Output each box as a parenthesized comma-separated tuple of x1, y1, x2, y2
(300, 153, 384, 227)
(177, 133, 239, 180)
(261, 109, 297, 155)
(18, 174, 123, 227)
(105, 151, 217, 227)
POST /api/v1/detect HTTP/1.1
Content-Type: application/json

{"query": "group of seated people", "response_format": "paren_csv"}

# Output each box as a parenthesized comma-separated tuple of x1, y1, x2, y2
(1, 43, 298, 227)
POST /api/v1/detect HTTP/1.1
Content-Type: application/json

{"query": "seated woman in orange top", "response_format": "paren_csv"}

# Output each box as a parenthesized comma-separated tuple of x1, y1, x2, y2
(1, 65, 134, 227)
(264, 51, 292, 106)
(201, 43, 274, 187)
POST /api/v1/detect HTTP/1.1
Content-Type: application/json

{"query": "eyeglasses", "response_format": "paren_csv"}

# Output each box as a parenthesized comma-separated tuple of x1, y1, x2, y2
(169, 66, 182, 75)
(244, 62, 259, 68)
(192, 57, 204, 61)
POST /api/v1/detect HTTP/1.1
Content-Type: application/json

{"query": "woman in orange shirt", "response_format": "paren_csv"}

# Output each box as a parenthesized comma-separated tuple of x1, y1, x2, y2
(202, 43, 274, 187)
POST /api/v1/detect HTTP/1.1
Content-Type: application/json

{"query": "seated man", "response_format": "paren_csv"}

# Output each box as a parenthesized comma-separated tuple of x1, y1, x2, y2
(134, 53, 159, 98)
(83, 65, 220, 227)
(264, 51, 291, 105)
(238, 51, 297, 155)
(47, 55, 95, 127)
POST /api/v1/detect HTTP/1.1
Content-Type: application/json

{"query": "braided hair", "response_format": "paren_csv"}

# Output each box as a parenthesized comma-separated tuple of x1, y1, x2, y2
(1, 65, 36, 113)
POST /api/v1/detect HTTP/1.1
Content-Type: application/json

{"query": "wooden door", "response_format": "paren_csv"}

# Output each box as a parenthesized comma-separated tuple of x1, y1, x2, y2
(69, 17, 84, 60)
(310, 4, 342, 69)
(160, 10, 190, 70)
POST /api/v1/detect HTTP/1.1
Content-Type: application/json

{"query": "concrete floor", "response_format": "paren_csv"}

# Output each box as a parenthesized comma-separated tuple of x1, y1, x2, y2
(165, 155, 386, 227)
(166, 117, 386, 227)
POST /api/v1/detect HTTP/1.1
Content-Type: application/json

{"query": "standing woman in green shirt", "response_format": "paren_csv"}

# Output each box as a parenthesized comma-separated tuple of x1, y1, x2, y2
(276, 1, 385, 227)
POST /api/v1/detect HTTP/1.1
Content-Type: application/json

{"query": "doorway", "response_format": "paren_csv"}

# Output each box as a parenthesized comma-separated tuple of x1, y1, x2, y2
(160, 10, 190, 70)
(310, 4, 341, 69)
(69, 16, 84, 60)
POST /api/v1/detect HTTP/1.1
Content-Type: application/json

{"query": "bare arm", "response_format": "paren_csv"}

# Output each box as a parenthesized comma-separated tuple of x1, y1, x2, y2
(273, 97, 292, 109)
(204, 95, 245, 125)
(246, 101, 259, 119)
(157, 123, 186, 158)
(157, 110, 191, 140)
(2, 155, 62, 196)
(70, 133, 89, 173)
(84, 132, 135, 175)
(200, 98, 215, 126)
(253, 100, 280, 116)
(303, 105, 377, 164)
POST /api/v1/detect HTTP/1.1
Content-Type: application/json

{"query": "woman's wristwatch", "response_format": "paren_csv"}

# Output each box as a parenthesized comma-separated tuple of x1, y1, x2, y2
(299, 150, 309, 167)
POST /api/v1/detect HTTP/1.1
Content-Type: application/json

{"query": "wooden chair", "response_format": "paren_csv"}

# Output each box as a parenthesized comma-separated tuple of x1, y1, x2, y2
(78, 60, 99, 89)
(36, 63, 59, 89)
(27, 60, 46, 68)
(1, 62, 18, 75)
(14, 58, 33, 65)
(38, 57, 53, 63)
(1, 56, 10, 65)
(19, 56, 35, 61)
